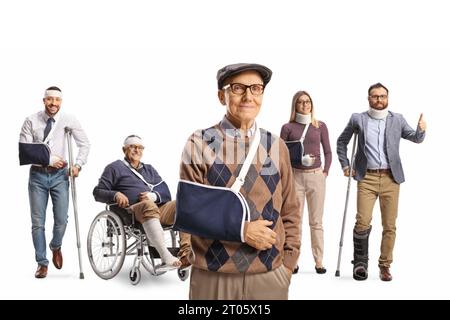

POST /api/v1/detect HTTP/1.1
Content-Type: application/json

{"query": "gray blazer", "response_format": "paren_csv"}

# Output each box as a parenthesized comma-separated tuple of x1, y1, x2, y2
(336, 111, 425, 184)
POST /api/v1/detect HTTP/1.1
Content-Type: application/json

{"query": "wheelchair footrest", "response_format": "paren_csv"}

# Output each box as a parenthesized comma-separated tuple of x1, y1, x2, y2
(147, 246, 180, 258)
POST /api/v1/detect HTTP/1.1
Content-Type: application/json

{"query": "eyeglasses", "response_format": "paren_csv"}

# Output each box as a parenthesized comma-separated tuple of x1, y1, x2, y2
(128, 145, 144, 151)
(369, 95, 388, 100)
(222, 83, 265, 96)
(297, 100, 311, 106)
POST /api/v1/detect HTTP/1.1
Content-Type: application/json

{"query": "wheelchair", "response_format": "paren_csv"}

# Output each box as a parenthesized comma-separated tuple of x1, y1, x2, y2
(87, 204, 189, 285)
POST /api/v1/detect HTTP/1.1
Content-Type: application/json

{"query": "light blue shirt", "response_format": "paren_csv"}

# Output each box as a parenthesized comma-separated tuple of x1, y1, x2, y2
(365, 116, 390, 169)
(220, 116, 256, 138)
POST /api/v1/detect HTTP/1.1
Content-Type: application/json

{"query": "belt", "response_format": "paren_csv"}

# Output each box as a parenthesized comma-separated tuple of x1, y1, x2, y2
(367, 168, 391, 174)
(31, 166, 60, 173)
(296, 167, 323, 173)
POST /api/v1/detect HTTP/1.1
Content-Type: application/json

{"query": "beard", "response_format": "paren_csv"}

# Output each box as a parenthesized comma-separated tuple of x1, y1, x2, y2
(45, 105, 60, 115)
(370, 101, 388, 110)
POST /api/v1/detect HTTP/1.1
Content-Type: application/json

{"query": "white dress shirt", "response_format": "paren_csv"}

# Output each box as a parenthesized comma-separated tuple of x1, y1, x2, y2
(19, 110, 90, 167)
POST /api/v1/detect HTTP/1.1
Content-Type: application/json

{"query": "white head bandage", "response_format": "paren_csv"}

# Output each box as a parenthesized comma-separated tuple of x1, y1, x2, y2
(44, 90, 63, 98)
(123, 135, 144, 147)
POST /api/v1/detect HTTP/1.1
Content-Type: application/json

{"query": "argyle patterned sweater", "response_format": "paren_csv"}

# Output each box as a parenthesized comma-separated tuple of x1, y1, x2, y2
(179, 121, 300, 274)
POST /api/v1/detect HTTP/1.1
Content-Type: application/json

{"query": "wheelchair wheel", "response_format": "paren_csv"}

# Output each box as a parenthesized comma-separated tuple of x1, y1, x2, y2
(177, 268, 189, 281)
(129, 267, 141, 285)
(87, 210, 126, 279)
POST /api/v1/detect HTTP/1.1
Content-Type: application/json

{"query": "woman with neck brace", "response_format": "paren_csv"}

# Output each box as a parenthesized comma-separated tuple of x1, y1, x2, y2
(280, 90, 332, 275)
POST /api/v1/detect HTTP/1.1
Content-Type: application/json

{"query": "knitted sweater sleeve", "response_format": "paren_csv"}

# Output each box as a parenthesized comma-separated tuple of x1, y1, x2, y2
(320, 122, 333, 174)
(278, 140, 301, 270)
(179, 131, 207, 184)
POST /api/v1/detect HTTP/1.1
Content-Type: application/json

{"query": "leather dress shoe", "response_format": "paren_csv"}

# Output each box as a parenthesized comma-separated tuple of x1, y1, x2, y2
(35, 265, 48, 278)
(292, 265, 299, 274)
(52, 248, 63, 269)
(315, 266, 327, 274)
(379, 266, 392, 281)
(179, 255, 191, 270)
(179, 249, 194, 270)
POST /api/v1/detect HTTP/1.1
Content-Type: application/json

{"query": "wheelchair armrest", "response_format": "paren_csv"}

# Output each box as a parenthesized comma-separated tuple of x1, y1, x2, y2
(106, 203, 125, 210)
(107, 205, 136, 226)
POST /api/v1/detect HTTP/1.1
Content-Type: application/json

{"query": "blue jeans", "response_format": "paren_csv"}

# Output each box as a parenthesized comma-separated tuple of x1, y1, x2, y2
(28, 167, 69, 266)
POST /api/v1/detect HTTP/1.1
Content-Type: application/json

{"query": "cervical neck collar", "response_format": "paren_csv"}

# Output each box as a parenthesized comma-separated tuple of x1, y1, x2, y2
(295, 113, 311, 124)
(368, 108, 388, 120)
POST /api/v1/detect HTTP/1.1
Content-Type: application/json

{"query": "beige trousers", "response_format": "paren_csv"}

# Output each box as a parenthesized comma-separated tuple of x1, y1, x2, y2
(293, 168, 326, 266)
(189, 265, 291, 300)
(356, 172, 400, 268)
(128, 200, 191, 258)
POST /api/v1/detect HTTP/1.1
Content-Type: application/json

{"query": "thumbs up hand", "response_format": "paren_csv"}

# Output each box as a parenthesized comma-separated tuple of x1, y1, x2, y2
(418, 113, 427, 132)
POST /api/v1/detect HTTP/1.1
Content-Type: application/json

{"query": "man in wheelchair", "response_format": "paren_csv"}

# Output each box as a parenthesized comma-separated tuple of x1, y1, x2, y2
(93, 135, 191, 271)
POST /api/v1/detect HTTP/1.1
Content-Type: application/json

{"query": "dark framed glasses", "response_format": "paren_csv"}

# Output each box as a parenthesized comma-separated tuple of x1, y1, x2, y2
(222, 83, 265, 96)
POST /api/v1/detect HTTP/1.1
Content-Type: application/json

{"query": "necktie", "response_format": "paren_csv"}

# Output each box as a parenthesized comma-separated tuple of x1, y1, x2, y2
(43, 117, 55, 141)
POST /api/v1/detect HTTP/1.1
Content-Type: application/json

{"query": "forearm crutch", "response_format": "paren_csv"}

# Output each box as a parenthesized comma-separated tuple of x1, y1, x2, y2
(65, 128, 85, 279)
(335, 132, 357, 277)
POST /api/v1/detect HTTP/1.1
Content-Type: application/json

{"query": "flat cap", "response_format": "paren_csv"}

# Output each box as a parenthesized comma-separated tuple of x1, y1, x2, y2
(217, 63, 272, 89)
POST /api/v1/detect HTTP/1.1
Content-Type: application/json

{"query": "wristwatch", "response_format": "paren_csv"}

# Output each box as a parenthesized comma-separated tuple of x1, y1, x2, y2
(74, 164, 82, 171)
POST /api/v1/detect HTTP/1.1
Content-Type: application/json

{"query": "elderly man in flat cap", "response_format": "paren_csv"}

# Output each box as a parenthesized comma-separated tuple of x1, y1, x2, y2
(93, 135, 191, 271)
(176, 63, 300, 299)
(19, 86, 91, 279)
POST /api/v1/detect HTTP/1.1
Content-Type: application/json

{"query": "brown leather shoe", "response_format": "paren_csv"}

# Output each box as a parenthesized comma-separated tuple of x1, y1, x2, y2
(179, 256, 190, 269)
(35, 265, 48, 278)
(178, 249, 194, 270)
(379, 266, 392, 281)
(52, 248, 63, 269)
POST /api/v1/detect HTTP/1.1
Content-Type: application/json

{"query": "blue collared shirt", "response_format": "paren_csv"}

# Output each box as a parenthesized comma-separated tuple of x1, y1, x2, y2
(366, 116, 390, 169)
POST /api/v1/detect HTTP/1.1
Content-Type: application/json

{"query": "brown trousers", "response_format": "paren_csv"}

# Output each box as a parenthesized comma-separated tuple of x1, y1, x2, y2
(189, 265, 291, 300)
(356, 172, 400, 267)
(128, 200, 191, 258)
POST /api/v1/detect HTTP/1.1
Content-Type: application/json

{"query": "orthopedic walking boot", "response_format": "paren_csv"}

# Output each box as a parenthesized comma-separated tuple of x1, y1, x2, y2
(352, 226, 371, 281)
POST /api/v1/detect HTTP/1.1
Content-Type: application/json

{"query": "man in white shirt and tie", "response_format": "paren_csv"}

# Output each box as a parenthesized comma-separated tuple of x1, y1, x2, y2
(19, 86, 90, 278)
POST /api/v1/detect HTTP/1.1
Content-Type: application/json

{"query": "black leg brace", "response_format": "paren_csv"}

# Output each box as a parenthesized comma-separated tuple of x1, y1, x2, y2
(352, 226, 372, 280)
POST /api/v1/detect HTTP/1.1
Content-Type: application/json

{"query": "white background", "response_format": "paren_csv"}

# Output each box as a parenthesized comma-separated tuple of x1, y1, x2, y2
(0, 0, 448, 299)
